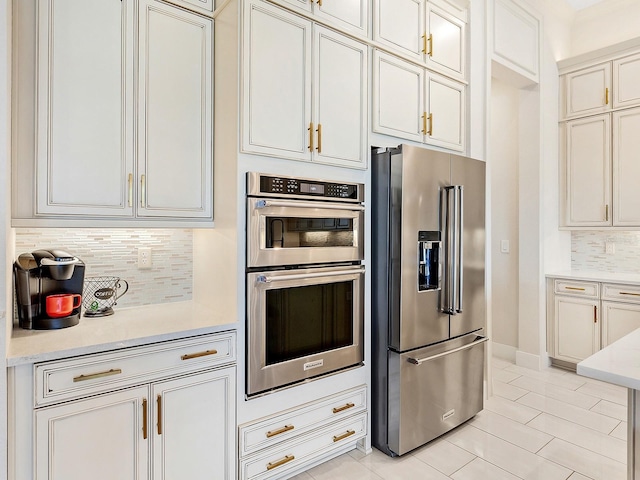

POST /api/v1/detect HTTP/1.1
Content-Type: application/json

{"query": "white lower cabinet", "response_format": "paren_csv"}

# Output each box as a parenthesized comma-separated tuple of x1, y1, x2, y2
(13, 332, 237, 480)
(602, 301, 640, 347)
(554, 295, 600, 363)
(239, 385, 367, 480)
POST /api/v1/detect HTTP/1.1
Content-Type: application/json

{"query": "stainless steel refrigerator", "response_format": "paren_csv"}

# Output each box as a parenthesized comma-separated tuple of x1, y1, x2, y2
(371, 144, 488, 456)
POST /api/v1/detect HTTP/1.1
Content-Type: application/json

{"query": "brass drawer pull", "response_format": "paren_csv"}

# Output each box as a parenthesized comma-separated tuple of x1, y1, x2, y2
(620, 292, 640, 297)
(332, 402, 355, 414)
(333, 429, 356, 442)
(266, 424, 294, 438)
(564, 286, 585, 291)
(266, 455, 295, 471)
(181, 349, 218, 360)
(157, 395, 163, 435)
(73, 368, 122, 382)
(142, 398, 148, 440)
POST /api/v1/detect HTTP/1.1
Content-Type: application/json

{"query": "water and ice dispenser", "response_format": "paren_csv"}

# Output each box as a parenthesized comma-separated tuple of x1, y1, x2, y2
(418, 231, 441, 291)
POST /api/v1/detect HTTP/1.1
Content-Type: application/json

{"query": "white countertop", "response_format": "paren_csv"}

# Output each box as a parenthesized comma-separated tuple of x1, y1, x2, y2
(7, 301, 238, 367)
(546, 270, 640, 285)
(577, 328, 640, 390)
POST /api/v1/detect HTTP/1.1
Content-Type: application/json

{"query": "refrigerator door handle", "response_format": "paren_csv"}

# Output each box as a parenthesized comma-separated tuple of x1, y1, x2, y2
(441, 187, 456, 314)
(456, 186, 464, 313)
(407, 335, 488, 365)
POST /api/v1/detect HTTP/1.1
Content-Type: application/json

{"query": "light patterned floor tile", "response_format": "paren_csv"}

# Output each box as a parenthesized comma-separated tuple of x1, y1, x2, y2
(469, 409, 553, 453)
(357, 448, 450, 480)
(505, 364, 587, 390)
(538, 438, 626, 480)
(450, 457, 521, 480)
(517, 392, 620, 434)
(590, 399, 628, 421)
(304, 451, 384, 480)
(412, 438, 475, 476)
(568, 473, 595, 480)
(510, 376, 601, 409)
(491, 357, 515, 370)
(493, 368, 522, 383)
(493, 379, 530, 401)
(527, 413, 626, 463)
(447, 424, 573, 480)
(289, 471, 314, 479)
(576, 381, 627, 406)
(611, 422, 628, 440)
(484, 394, 542, 424)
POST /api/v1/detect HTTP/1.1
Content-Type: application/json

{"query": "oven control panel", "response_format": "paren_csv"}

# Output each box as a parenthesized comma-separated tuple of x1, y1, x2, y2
(248, 173, 363, 202)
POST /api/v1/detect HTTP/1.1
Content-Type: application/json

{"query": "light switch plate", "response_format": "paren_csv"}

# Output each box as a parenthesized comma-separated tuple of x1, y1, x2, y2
(500, 240, 510, 254)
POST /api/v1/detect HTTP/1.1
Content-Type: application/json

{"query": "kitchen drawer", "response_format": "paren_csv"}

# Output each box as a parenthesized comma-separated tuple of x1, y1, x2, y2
(34, 331, 236, 406)
(239, 385, 366, 457)
(602, 283, 640, 303)
(240, 412, 367, 480)
(554, 279, 599, 298)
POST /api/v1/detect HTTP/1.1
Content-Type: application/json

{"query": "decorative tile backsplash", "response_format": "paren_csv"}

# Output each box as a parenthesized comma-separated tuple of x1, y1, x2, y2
(14, 229, 193, 308)
(572, 231, 640, 273)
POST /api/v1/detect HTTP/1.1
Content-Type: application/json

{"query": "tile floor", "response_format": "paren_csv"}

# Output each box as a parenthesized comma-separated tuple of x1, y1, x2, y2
(292, 357, 628, 480)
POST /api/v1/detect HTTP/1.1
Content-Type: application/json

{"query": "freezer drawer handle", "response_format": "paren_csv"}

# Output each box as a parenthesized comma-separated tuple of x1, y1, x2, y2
(255, 199, 365, 212)
(407, 336, 488, 365)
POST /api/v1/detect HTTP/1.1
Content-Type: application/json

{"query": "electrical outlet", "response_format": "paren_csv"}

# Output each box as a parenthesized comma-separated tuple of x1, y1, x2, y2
(605, 242, 616, 255)
(138, 247, 152, 269)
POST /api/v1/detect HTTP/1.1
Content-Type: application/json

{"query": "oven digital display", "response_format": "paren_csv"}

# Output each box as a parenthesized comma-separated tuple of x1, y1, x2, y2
(300, 183, 324, 195)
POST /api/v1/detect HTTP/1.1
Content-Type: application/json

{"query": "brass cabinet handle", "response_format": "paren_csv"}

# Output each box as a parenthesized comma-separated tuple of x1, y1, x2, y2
(422, 34, 428, 54)
(564, 286, 585, 291)
(427, 113, 433, 136)
(181, 349, 218, 360)
(620, 292, 640, 297)
(128, 173, 133, 207)
(427, 33, 433, 57)
(332, 402, 355, 414)
(266, 455, 295, 471)
(605, 204, 609, 221)
(605, 87, 609, 105)
(142, 398, 148, 440)
(421, 112, 428, 134)
(333, 429, 356, 442)
(594, 305, 597, 324)
(317, 0, 322, 5)
(308, 122, 314, 152)
(73, 368, 122, 383)
(266, 424, 294, 438)
(140, 174, 146, 208)
(316, 123, 322, 153)
(157, 395, 163, 435)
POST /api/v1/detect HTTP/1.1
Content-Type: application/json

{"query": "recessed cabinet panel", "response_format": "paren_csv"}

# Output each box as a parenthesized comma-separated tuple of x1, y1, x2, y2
(565, 63, 611, 118)
(242, 2, 312, 160)
(314, 0, 369, 37)
(137, 0, 213, 218)
(613, 53, 640, 109)
(374, 0, 424, 60)
(613, 107, 640, 226)
(565, 114, 611, 226)
(314, 26, 367, 167)
(554, 296, 599, 363)
(602, 301, 640, 347)
(426, 3, 465, 79)
(35, 0, 134, 216)
(426, 73, 465, 151)
(372, 50, 424, 142)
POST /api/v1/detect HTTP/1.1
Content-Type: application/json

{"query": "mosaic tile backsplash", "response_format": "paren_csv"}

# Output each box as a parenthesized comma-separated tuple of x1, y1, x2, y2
(572, 231, 640, 273)
(14, 229, 193, 308)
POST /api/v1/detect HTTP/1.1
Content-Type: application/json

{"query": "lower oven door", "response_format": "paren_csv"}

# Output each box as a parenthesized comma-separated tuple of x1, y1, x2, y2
(247, 265, 365, 397)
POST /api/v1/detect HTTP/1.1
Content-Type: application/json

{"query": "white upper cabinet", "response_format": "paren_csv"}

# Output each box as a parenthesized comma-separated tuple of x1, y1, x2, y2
(374, 0, 467, 81)
(613, 53, 640, 109)
(242, 0, 368, 168)
(613, 107, 640, 226)
(165, 0, 214, 16)
(564, 114, 611, 227)
(564, 63, 611, 119)
(268, 0, 369, 37)
(35, 0, 134, 217)
(373, 50, 465, 152)
(137, 0, 213, 219)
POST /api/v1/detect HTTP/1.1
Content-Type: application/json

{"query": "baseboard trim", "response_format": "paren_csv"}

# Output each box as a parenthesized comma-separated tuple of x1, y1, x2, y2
(491, 342, 516, 362)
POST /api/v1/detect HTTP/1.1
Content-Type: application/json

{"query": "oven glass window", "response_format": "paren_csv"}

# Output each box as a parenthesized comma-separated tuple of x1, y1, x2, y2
(265, 281, 354, 365)
(265, 217, 354, 249)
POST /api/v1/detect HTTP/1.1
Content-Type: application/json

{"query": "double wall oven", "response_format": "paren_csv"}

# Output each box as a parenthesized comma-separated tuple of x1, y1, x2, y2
(246, 172, 365, 397)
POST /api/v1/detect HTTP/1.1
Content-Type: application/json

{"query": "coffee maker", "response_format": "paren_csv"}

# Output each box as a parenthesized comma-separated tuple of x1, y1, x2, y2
(13, 249, 85, 329)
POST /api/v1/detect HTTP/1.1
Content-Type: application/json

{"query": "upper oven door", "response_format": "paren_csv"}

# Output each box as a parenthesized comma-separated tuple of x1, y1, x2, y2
(247, 198, 364, 268)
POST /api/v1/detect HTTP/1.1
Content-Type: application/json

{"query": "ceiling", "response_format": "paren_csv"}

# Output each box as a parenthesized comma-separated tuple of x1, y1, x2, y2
(564, 0, 609, 10)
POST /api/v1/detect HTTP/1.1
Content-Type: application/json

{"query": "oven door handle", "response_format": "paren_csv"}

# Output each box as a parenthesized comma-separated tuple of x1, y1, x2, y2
(256, 268, 365, 284)
(255, 199, 365, 212)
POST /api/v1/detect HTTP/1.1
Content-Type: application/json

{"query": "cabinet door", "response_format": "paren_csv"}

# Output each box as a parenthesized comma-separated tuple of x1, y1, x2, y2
(373, 0, 424, 60)
(242, 1, 312, 161)
(35, 386, 149, 480)
(564, 63, 611, 118)
(313, 26, 368, 168)
(613, 53, 640, 109)
(35, 0, 134, 217)
(314, 0, 369, 37)
(554, 296, 600, 363)
(152, 367, 236, 480)
(372, 50, 424, 143)
(425, 72, 465, 151)
(137, 0, 213, 219)
(613, 107, 640, 226)
(602, 301, 640, 347)
(426, 2, 465, 80)
(564, 114, 611, 226)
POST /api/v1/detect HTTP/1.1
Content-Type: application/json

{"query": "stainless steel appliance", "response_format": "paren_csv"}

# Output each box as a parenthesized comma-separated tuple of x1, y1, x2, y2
(246, 172, 365, 397)
(371, 145, 488, 456)
(13, 249, 86, 329)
